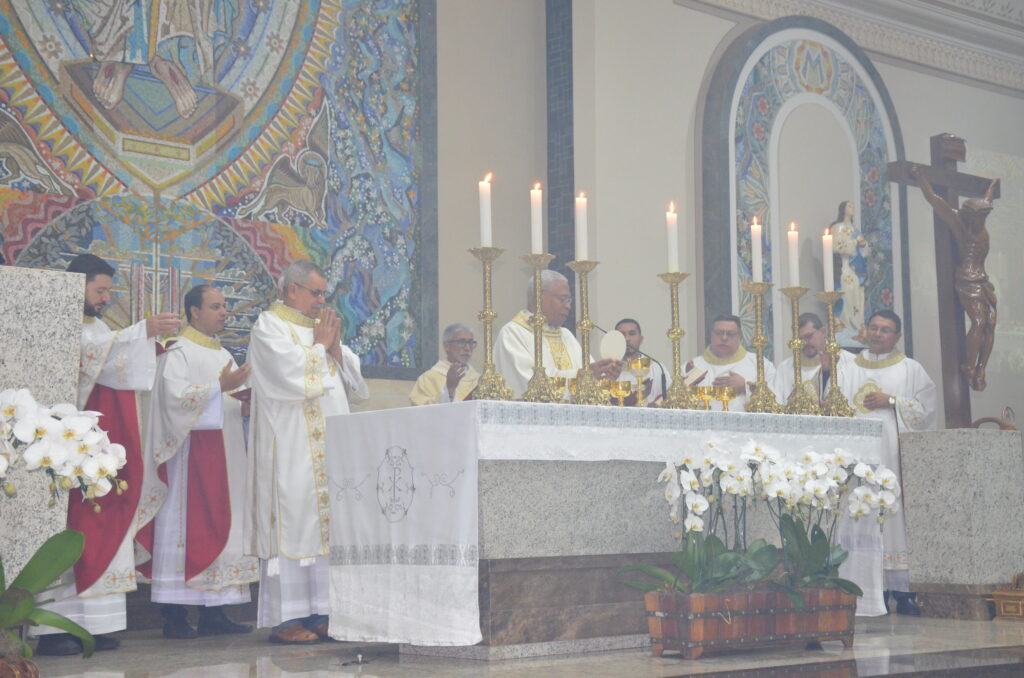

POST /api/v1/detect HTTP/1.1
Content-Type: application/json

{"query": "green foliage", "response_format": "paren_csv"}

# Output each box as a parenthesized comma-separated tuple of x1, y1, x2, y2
(622, 533, 780, 595)
(772, 514, 863, 608)
(0, 530, 95, 659)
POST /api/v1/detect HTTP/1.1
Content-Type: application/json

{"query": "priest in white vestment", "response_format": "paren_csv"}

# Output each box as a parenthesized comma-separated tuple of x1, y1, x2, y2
(615, 318, 670, 405)
(35, 254, 180, 656)
(148, 285, 259, 639)
(246, 260, 368, 644)
(494, 269, 620, 398)
(849, 310, 937, 616)
(409, 323, 480, 405)
(772, 312, 886, 616)
(688, 314, 775, 411)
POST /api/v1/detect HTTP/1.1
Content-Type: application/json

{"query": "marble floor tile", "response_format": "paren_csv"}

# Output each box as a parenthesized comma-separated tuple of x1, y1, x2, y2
(28, 616, 1024, 677)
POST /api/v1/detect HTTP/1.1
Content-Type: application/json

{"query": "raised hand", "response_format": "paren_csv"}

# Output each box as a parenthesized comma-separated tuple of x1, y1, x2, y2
(147, 312, 180, 338)
(219, 359, 251, 392)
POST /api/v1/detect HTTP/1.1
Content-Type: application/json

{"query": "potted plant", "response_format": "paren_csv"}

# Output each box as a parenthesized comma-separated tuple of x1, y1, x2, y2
(1, 530, 95, 675)
(627, 437, 899, 659)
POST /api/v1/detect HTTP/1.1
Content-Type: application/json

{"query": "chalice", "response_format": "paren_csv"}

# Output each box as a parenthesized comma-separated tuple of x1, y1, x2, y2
(610, 380, 633, 407)
(599, 378, 614, 405)
(628, 356, 651, 406)
(696, 386, 715, 411)
(713, 386, 735, 412)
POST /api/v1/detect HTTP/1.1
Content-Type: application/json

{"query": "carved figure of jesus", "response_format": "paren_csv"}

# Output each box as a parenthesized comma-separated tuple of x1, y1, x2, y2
(910, 164, 999, 391)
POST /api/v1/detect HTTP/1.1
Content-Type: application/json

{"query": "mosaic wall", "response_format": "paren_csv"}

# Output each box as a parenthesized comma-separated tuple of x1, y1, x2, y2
(731, 36, 897, 350)
(0, 0, 433, 372)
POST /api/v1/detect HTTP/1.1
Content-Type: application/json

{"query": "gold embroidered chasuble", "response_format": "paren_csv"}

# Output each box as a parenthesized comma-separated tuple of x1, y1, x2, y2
(409, 360, 481, 405)
(493, 310, 589, 399)
(147, 327, 259, 592)
(691, 346, 775, 412)
(245, 303, 368, 561)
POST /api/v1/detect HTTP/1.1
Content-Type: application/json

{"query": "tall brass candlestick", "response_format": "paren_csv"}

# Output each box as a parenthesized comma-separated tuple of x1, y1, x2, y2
(779, 286, 821, 415)
(742, 280, 784, 413)
(657, 272, 701, 409)
(469, 247, 513, 401)
(521, 253, 561, 403)
(815, 290, 856, 417)
(566, 260, 605, 405)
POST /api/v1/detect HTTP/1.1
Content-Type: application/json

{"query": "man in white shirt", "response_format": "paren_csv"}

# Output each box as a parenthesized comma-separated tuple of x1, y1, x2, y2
(688, 314, 774, 411)
(851, 309, 937, 616)
(773, 312, 857, 406)
(246, 260, 368, 644)
(409, 323, 480, 405)
(148, 285, 258, 639)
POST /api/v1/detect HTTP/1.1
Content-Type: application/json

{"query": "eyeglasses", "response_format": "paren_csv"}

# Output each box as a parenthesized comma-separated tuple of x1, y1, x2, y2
(866, 325, 898, 335)
(543, 291, 573, 305)
(294, 282, 327, 299)
(446, 339, 478, 348)
(712, 330, 739, 339)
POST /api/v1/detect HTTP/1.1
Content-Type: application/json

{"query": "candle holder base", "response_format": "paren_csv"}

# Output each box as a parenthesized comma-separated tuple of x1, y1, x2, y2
(522, 368, 561, 403)
(660, 380, 702, 410)
(474, 363, 514, 401)
(470, 247, 513, 401)
(742, 280, 783, 414)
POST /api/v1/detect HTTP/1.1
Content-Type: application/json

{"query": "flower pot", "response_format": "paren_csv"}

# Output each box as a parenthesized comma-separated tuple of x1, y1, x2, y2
(644, 588, 856, 659)
(0, 657, 40, 678)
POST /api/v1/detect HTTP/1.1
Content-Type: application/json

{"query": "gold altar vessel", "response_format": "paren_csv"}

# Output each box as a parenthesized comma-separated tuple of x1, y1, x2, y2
(779, 285, 821, 415)
(657, 272, 701, 409)
(815, 290, 856, 417)
(469, 247, 513, 401)
(743, 280, 784, 413)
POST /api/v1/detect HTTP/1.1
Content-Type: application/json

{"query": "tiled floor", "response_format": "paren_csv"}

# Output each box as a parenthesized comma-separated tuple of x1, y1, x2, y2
(30, 616, 1024, 677)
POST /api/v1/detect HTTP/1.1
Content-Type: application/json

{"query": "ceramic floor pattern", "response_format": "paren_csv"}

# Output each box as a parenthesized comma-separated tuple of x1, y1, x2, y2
(30, 616, 1024, 677)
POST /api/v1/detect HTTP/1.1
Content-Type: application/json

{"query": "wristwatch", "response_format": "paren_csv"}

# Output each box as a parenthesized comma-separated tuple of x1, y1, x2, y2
(887, 396, 896, 407)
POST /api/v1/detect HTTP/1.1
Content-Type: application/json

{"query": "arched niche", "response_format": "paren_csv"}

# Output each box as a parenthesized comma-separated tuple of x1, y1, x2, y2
(699, 17, 910, 357)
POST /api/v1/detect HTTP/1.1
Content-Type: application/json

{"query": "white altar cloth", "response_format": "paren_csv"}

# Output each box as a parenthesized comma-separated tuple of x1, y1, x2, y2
(326, 401, 885, 645)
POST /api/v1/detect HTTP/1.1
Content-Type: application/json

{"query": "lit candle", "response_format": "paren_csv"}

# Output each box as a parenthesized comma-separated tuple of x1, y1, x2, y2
(822, 227, 834, 291)
(787, 221, 799, 287)
(478, 173, 493, 247)
(575, 192, 588, 260)
(750, 216, 762, 283)
(530, 182, 543, 254)
(666, 201, 679, 272)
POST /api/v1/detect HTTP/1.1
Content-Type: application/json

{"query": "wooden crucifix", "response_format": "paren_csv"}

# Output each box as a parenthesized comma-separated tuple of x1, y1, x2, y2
(888, 133, 1000, 428)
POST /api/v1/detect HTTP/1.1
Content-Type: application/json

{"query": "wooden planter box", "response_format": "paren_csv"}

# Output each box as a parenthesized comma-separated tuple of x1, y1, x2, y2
(644, 589, 856, 659)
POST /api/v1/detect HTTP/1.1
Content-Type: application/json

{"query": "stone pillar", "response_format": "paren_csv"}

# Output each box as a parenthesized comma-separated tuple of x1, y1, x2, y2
(0, 265, 83, 580)
(902, 429, 1024, 619)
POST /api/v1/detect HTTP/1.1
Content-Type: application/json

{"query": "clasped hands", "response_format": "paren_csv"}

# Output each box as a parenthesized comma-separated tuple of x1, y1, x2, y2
(862, 391, 896, 410)
(313, 308, 344, 363)
(684, 362, 750, 394)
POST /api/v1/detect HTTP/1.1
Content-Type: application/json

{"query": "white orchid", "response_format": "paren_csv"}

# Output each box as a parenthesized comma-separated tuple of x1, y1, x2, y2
(684, 514, 704, 532)
(851, 485, 879, 507)
(876, 468, 900, 493)
(0, 452, 8, 477)
(22, 438, 69, 471)
(12, 411, 61, 444)
(0, 388, 37, 422)
(684, 492, 710, 515)
(658, 461, 676, 484)
(848, 500, 871, 518)
(878, 490, 898, 512)
(664, 477, 681, 503)
(679, 469, 699, 491)
(798, 447, 822, 465)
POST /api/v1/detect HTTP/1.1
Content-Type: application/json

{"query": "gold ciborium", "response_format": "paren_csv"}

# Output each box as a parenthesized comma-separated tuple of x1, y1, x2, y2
(628, 356, 651, 406)
(714, 386, 735, 412)
(696, 386, 715, 411)
(611, 380, 633, 407)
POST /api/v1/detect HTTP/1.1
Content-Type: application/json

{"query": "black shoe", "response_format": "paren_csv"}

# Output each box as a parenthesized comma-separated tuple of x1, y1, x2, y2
(197, 607, 253, 636)
(893, 592, 922, 616)
(94, 634, 121, 651)
(35, 633, 119, 655)
(162, 604, 198, 639)
(35, 633, 81, 656)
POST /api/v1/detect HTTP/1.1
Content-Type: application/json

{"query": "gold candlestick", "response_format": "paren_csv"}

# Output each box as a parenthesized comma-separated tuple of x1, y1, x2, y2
(780, 286, 821, 415)
(521, 253, 561, 403)
(469, 247, 513, 401)
(815, 290, 856, 417)
(742, 280, 784, 413)
(566, 260, 606, 405)
(657, 272, 701, 409)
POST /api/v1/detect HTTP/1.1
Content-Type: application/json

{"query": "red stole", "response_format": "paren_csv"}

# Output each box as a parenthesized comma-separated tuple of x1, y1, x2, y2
(68, 385, 143, 593)
(183, 429, 231, 581)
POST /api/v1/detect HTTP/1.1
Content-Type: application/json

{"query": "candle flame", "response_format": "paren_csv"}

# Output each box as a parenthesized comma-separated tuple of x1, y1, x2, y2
(789, 221, 797, 232)
(483, 172, 492, 182)
(752, 216, 758, 226)
(668, 200, 675, 213)
(534, 182, 541, 190)
(578, 191, 586, 199)
(824, 227, 831, 236)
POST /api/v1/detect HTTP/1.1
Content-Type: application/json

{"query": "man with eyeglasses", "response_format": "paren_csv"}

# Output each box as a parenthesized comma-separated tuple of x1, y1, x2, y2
(851, 309, 937, 616)
(494, 269, 621, 398)
(687, 314, 775, 412)
(773, 312, 858, 407)
(245, 260, 368, 644)
(409, 323, 480, 405)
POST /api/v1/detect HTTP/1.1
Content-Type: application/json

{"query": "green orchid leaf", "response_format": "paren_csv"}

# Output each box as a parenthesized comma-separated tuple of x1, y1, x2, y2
(619, 565, 683, 591)
(806, 526, 830, 575)
(0, 586, 34, 628)
(827, 545, 850, 570)
(9, 530, 83, 595)
(830, 578, 864, 596)
(27, 608, 95, 658)
(704, 535, 727, 561)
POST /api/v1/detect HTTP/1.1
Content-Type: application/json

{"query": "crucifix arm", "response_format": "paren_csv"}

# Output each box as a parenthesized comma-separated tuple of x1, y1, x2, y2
(910, 165, 960, 230)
